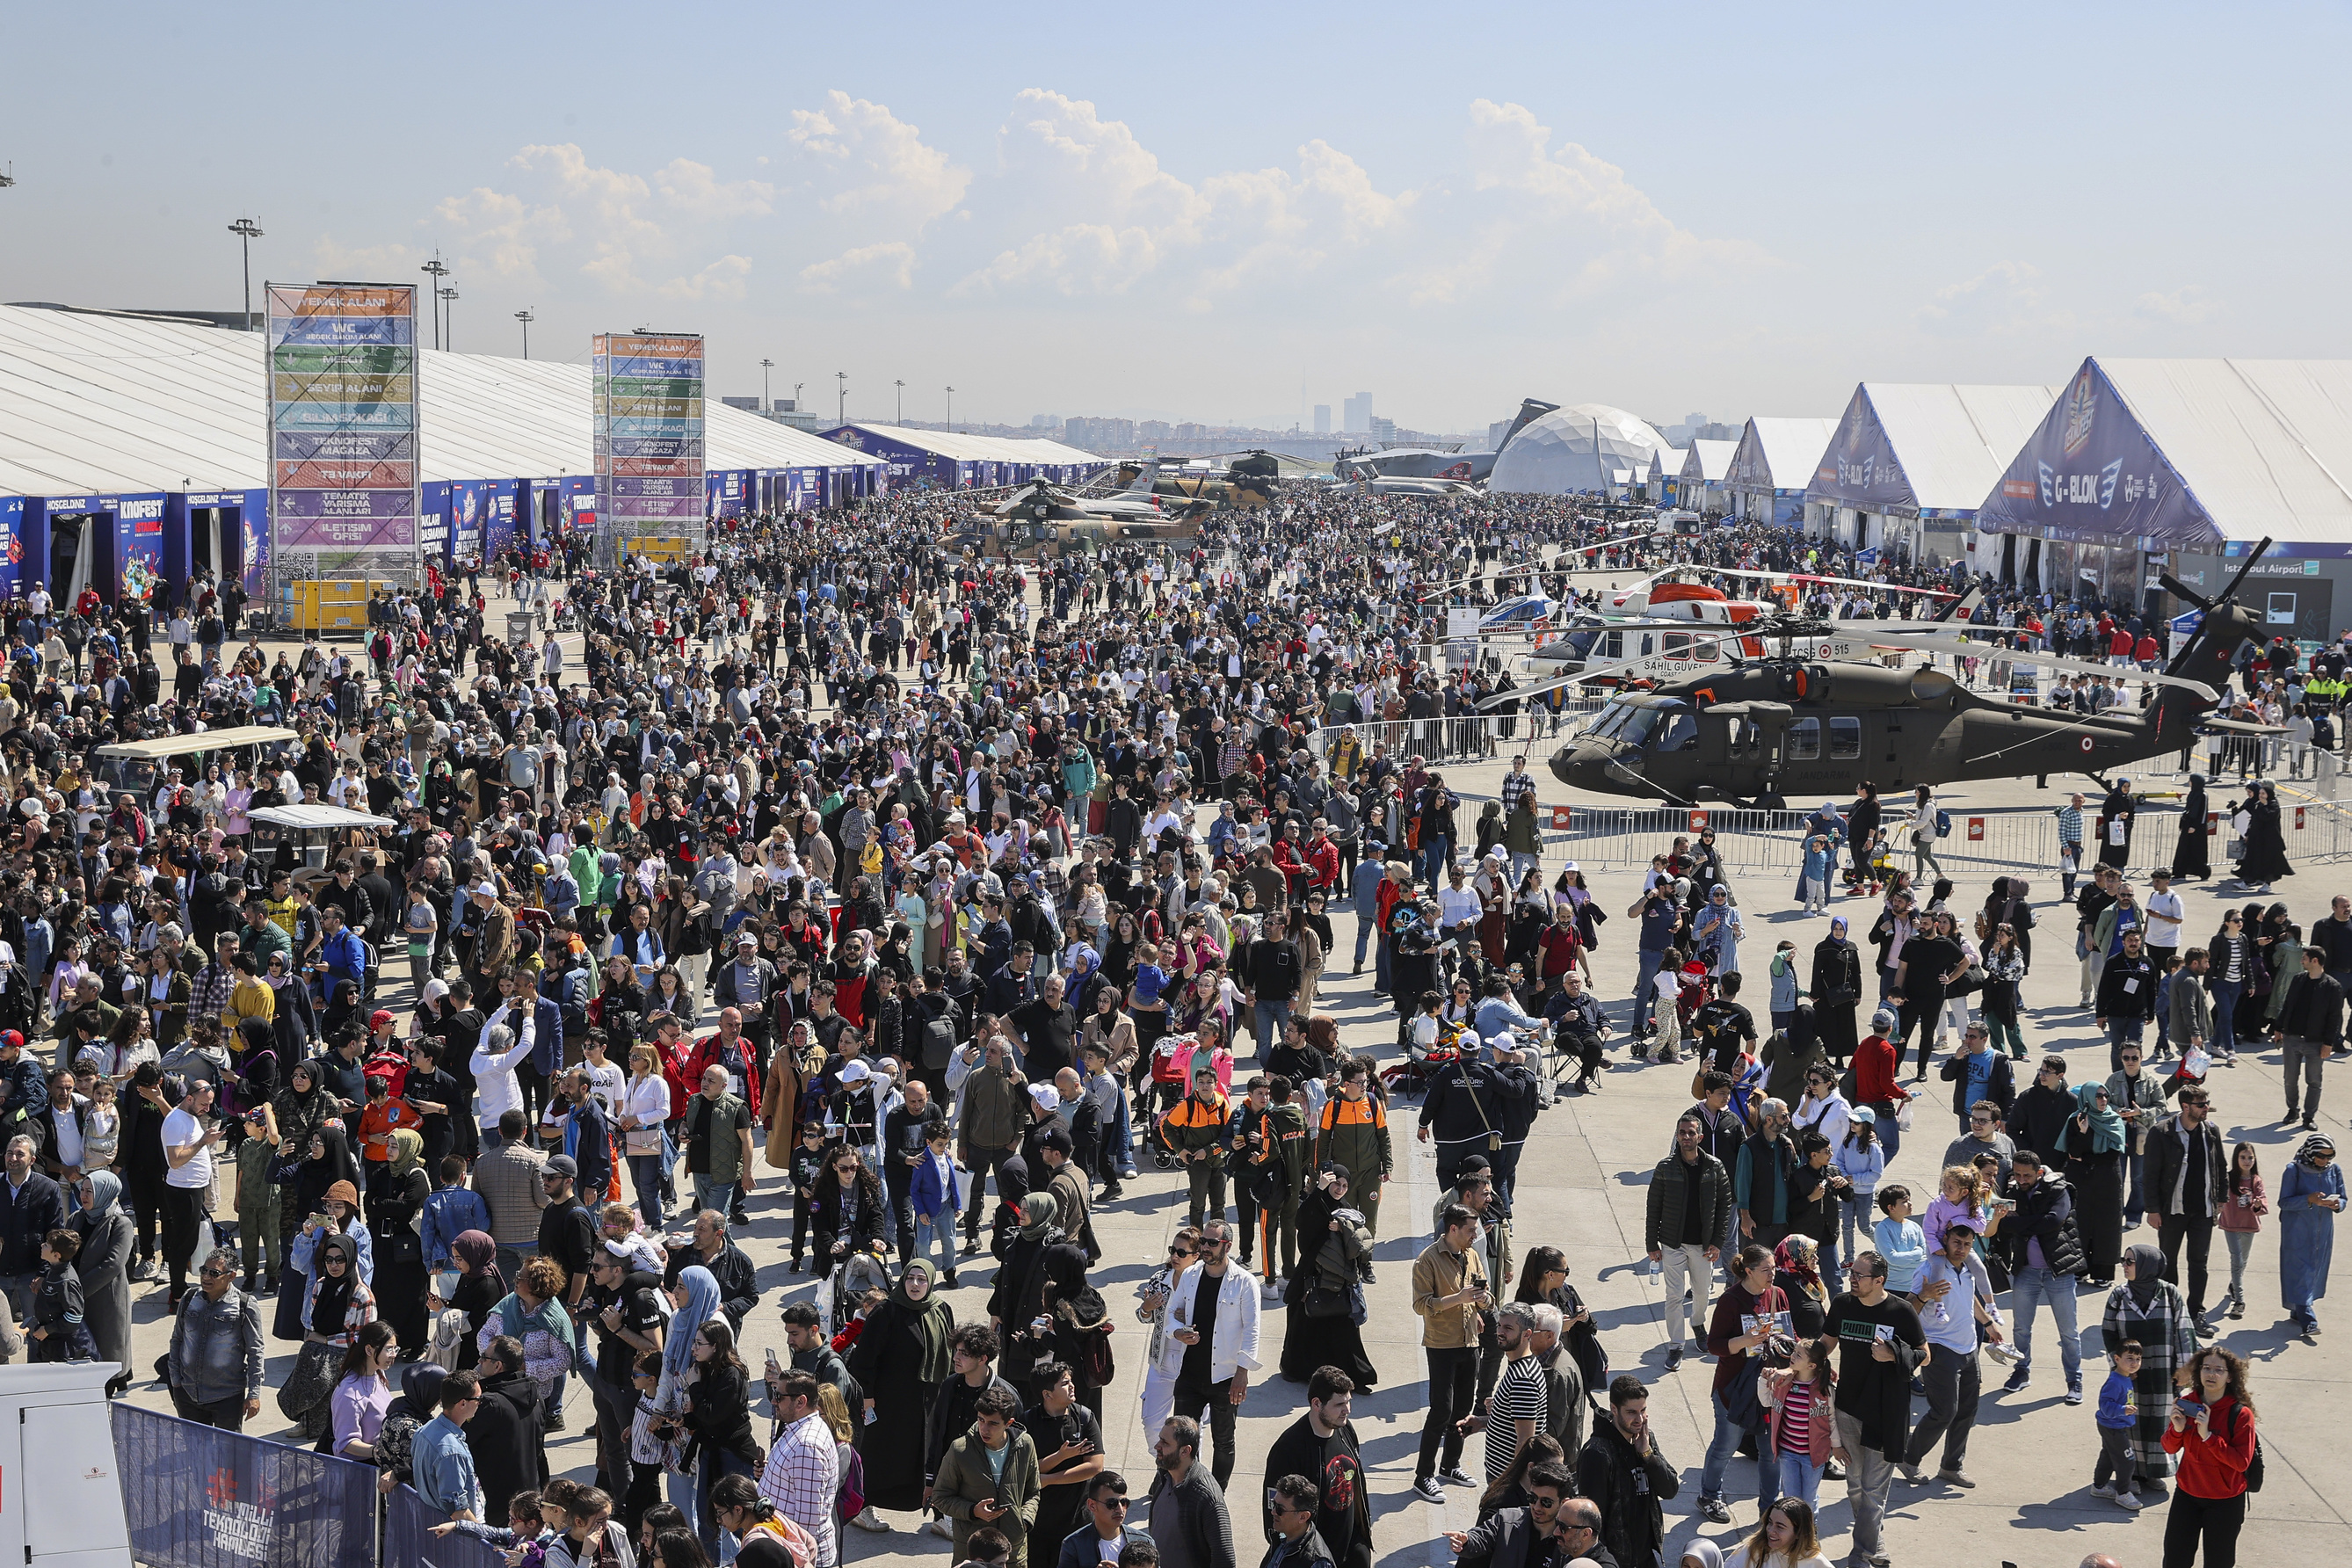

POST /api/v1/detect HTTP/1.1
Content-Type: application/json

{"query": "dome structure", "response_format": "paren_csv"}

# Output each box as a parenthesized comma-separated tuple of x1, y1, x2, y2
(1487, 403, 1671, 495)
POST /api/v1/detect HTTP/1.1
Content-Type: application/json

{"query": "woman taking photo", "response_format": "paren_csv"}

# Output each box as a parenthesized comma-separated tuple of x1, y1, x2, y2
(2160, 1346, 2258, 1568)
(283, 1169, 373, 1342)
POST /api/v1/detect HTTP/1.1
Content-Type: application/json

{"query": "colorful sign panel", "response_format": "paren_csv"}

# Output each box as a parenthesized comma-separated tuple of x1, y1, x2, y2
(266, 283, 419, 560)
(594, 333, 704, 544)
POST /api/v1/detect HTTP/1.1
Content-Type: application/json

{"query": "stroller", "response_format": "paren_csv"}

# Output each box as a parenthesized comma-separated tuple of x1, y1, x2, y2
(1144, 1032, 1201, 1171)
(1381, 1016, 1468, 1100)
(1841, 829, 1897, 897)
(817, 1240, 893, 1337)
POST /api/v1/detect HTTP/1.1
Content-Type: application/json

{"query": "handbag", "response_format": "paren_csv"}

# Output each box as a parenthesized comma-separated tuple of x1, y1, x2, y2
(1303, 1284, 1354, 1320)
(276, 1339, 338, 1429)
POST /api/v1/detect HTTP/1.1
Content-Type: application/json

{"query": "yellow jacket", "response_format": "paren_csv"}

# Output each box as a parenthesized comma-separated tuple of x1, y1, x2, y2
(1411, 1238, 1486, 1350)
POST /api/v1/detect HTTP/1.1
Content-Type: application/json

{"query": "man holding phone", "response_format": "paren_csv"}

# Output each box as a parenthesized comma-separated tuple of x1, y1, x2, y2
(1025, 1363, 1105, 1568)
(1410, 1204, 1490, 1502)
(159, 1080, 221, 1309)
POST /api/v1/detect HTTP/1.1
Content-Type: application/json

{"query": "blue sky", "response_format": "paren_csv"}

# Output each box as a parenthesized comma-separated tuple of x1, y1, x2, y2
(6, 3, 2348, 435)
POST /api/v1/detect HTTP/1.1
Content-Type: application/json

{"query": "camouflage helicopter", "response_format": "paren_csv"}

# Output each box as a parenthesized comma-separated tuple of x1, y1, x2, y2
(1107, 451, 1287, 509)
(953, 479, 1213, 560)
(1488, 544, 2276, 809)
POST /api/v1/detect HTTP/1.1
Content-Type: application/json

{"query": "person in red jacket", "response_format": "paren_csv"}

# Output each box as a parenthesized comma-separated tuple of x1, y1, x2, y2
(2160, 1344, 2258, 1567)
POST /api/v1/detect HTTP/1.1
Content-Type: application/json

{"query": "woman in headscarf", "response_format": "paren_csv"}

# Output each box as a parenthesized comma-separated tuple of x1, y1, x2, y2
(2277, 1133, 2344, 1343)
(2095, 780, 2137, 870)
(371, 1128, 432, 1354)
(2171, 774, 2210, 880)
(993, 1193, 1081, 1403)
(445, 1230, 505, 1372)
(2098, 1243, 2198, 1506)
(69, 1170, 135, 1397)
(1773, 1234, 1831, 1340)
(844, 1257, 956, 1512)
(2233, 780, 2290, 893)
(374, 1361, 448, 1497)
(1280, 1163, 1376, 1388)
(299, 1229, 377, 1351)
(280, 1166, 372, 1343)
(1808, 917, 1862, 1069)
(2058, 1081, 2128, 1286)
(268, 1061, 340, 1274)
(1041, 1245, 1114, 1421)
(660, 1264, 721, 1412)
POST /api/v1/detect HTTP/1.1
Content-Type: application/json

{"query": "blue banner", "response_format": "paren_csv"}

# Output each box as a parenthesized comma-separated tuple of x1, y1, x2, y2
(1806, 385, 1918, 514)
(385, 1485, 508, 1568)
(112, 1403, 379, 1568)
(1974, 358, 2205, 545)
(267, 316, 415, 347)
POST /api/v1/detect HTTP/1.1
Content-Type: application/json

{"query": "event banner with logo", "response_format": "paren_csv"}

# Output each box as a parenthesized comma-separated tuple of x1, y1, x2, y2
(385, 1485, 508, 1568)
(593, 332, 705, 542)
(267, 283, 420, 563)
(113, 1403, 378, 1568)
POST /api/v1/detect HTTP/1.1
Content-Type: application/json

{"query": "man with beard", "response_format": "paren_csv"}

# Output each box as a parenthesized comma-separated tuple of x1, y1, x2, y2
(581, 1245, 664, 1516)
(1260, 1368, 1368, 1568)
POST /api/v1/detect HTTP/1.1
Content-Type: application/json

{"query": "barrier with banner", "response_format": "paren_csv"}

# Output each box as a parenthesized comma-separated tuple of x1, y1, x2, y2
(113, 1402, 380, 1568)
(385, 1485, 507, 1568)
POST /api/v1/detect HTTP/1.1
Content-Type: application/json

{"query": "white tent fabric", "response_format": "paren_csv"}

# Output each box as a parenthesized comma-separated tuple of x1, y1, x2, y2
(828, 422, 1104, 466)
(1728, 417, 1839, 493)
(0, 305, 879, 498)
(1843, 383, 2059, 512)
(1679, 439, 1737, 484)
(2089, 359, 2352, 546)
(1487, 403, 1669, 494)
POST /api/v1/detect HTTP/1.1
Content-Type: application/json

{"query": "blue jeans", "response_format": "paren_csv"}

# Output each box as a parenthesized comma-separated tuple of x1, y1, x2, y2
(2107, 1016, 2146, 1072)
(1354, 913, 1376, 970)
(692, 1177, 739, 1219)
(1252, 998, 1289, 1057)
(1777, 1453, 1824, 1511)
(628, 1153, 665, 1230)
(1108, 1093, 1136, 1175)
(1636, 949, 1666, 1033)
(913, 1209, 958, 1280)
(2209, 980, 2241, 1056)
(2010, 1264, 2082, 1388)
(1701, 1385, 1779, 1511)
(1423, 837, 1451, 883)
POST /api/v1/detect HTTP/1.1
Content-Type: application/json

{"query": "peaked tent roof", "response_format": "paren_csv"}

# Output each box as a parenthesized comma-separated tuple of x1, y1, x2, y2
(1677, 439, 1739, 484)
(1648, 446, 1687, 479)
(1973, 357, 2352, 548)
(826, 422, 1105, 466)
(1805, 382, 2060, 516)
(1725, 417, 1838, 493)
(0, 304, 879, 499)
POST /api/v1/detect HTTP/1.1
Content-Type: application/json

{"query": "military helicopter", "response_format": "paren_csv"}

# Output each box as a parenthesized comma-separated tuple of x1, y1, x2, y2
(1487, 543, 2275, 809)
(956, 478, 1212, 560)
(1107, 450, 1287, 509)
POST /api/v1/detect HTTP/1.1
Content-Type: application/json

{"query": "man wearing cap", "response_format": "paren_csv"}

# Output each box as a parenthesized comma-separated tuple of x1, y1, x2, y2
(713, 932, 779, 1059)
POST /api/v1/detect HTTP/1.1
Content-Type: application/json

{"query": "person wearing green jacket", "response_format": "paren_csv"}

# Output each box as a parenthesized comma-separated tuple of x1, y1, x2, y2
(932, 1386, 1042, 1561)
(1060, 741, 1099, 816)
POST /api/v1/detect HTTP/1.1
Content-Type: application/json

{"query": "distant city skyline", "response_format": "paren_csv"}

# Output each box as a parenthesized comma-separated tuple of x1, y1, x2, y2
(4, 5, 2346, 432)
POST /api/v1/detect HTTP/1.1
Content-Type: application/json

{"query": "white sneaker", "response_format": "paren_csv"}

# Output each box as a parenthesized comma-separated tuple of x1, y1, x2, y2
(2092, 1483, 2117, 1500)
(850, 1507, 890, 1533)
(930, 1519, 955, 1539)
(2116, 1490, 2145, 1512)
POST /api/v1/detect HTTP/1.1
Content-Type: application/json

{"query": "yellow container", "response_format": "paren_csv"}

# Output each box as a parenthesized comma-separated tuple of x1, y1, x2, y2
(621, 536, 694, 563)
(288, 578, 390, 635)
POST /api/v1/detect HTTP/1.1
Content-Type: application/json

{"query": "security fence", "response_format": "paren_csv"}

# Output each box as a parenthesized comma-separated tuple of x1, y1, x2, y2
(1308, 705, 1605, 767)
(1533, 797, 2352, 875)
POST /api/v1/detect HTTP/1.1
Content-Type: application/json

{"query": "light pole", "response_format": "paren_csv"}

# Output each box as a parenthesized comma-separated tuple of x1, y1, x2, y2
(227, 217, 263, 331)
(513, 309, 534, 359)
(419, 254, 448, 351)
(793, 381, 803, 415)
(945, 386, 955, 432)
(439, 286, 459, 351)
(835, 371, 847, 425)
(759, 358, 774, 411)
(894, 379, 905, 425)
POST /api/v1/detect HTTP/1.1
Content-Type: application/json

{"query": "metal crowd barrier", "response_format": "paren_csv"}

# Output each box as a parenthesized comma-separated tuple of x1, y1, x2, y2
(1308, 706, 1604, 767)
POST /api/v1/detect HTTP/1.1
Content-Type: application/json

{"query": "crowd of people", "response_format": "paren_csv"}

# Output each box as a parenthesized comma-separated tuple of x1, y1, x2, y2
(0, 487, 2335, 1568)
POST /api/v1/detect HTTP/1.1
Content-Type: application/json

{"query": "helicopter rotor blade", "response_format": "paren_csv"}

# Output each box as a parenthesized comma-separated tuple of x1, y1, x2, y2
(1860, 632, 2218, 702)
(1703, 566, 1959, 599)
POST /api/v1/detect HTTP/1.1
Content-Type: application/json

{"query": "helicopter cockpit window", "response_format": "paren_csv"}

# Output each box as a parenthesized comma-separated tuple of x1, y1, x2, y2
(1653, 711, 1699, 751)
(1618, 706, 1661, 749)
(1588, 702, 1636, 740)
(1829, 716, 1862, 760)
(1789, 716, 1822, 761)
(1563, 628, 1602, 659)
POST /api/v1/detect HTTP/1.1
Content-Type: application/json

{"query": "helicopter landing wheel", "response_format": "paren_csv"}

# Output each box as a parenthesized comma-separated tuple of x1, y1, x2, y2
(1754, 792, 1787, 811)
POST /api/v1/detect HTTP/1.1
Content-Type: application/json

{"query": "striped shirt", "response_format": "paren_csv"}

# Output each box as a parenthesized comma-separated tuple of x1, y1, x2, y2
(1776, 1378, 1818, 1455)
(1484, 1353, 1550, 1480)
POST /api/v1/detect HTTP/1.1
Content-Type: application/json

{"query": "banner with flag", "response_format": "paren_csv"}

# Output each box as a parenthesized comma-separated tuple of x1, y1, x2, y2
(112, 1403, 378, 1568)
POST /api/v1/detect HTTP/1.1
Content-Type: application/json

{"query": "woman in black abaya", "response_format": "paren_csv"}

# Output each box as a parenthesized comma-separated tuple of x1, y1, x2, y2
(844, 1258, 955, 1514)
(2171, 775, 2210, 880)
(1281, 1164, 1376, 1388)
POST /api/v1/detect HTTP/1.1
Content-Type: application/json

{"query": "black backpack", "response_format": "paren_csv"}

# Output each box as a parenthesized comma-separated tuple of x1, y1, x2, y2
(2231, 1404, 2265, 1492)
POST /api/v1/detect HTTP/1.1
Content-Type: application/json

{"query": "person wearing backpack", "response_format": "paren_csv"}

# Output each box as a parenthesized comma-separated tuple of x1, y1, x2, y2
(1910, 786, 1948, 884)
(2160, 1345, 2260, 1567)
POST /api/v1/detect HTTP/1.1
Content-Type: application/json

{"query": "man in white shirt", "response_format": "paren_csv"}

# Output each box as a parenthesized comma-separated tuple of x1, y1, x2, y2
(161, 1079, 224, 1306)
(1899, 1219, 2004, 1487)
(2143, 870, 2184, 964)
(1435, 865, 1484, 962)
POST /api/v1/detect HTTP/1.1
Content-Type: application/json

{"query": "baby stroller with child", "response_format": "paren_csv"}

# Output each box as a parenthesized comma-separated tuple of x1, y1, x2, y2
(1382, 1015, 1469, 1100)
(1145, 1030, 1223, 1170)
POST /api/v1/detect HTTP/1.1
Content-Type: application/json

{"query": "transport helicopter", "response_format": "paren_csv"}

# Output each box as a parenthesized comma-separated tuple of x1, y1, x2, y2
(1485, 544, 2275, 809)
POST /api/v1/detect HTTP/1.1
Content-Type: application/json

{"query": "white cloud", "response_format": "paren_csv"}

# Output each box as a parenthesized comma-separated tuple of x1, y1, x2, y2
(799, 242, 917, 293)
(2135, 286, 2218, 324)
(1916, 260, 2075, 338)
(788, 91, 969, 228)
(655, 159, 775, 221)
(659, 255, 754, 302)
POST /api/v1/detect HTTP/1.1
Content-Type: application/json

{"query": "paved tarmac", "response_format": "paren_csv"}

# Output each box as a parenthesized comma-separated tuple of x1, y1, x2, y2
(104, 586, 2352, 1568)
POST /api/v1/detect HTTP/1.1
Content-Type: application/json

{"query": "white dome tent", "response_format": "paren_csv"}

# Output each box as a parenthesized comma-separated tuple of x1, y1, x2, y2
(1487, 403, 1672, 496)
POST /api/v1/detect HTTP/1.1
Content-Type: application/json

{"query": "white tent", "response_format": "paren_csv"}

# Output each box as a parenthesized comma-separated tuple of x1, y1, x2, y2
(0, 304, 880, 497)
(1487, 403, 1669, 495)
